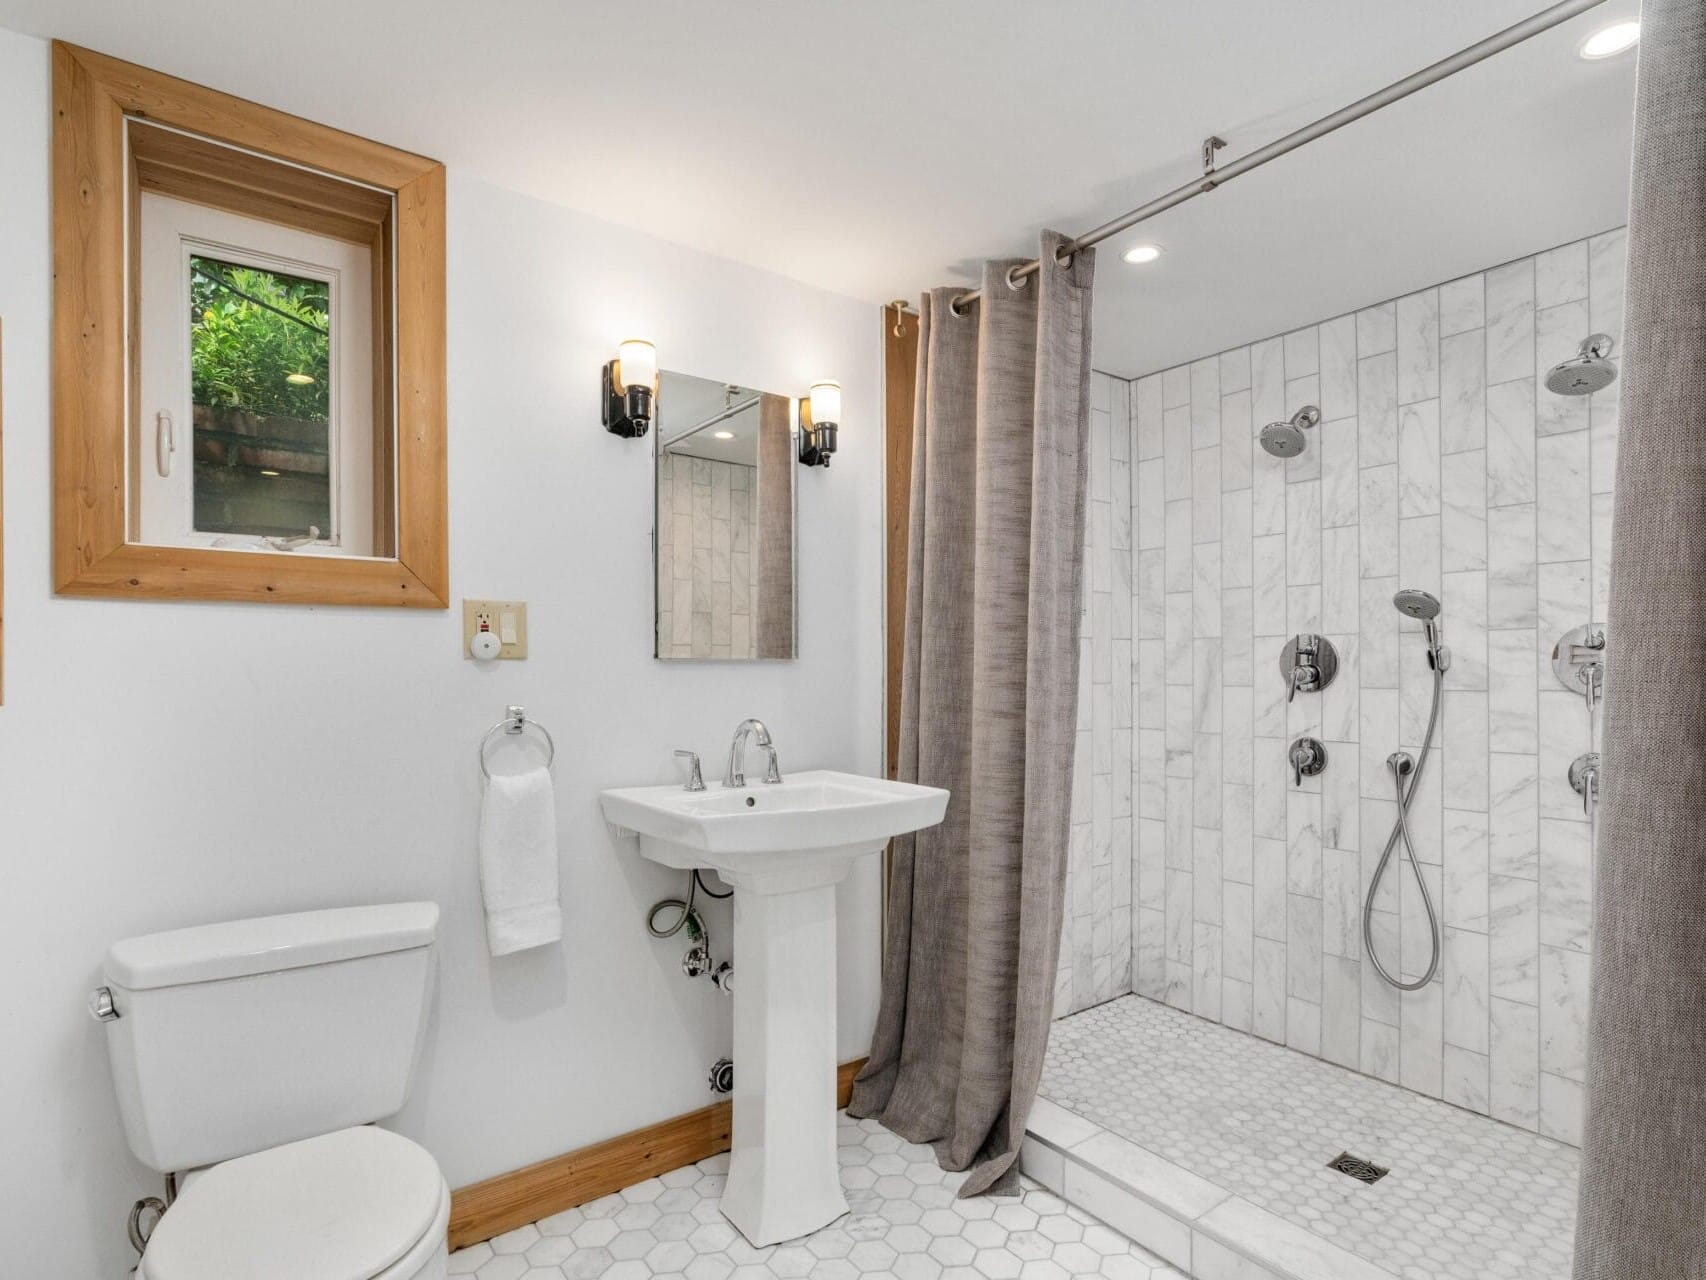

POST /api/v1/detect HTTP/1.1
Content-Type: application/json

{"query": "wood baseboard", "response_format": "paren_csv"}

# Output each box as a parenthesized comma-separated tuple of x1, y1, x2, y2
(447, 1057, 868, 1250)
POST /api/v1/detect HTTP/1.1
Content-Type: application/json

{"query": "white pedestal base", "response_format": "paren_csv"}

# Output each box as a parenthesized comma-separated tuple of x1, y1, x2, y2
(718, 879, 848, 1246)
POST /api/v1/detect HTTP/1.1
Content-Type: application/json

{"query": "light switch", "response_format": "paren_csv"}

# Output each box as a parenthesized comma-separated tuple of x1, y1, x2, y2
(463, 599, 528, 659)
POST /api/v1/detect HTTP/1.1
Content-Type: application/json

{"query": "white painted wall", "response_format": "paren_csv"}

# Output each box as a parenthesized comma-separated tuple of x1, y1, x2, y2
(0, 28, 884, 1277)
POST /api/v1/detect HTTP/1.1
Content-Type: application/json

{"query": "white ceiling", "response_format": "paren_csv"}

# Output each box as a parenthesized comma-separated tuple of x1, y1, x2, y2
(0, 0, 1638, 376)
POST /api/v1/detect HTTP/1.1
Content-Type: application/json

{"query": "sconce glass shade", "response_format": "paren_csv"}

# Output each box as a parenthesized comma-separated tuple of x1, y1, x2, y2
(617, 339, 658, 393)
(808, 381, 842, 427)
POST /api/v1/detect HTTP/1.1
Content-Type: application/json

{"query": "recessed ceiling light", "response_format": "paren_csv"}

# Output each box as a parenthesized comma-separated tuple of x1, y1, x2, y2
(713, 430, 735, 440)
(1579, 20, 1639, 59)
(259, 469, 281, 477)
(1123, 243, 1163, 265)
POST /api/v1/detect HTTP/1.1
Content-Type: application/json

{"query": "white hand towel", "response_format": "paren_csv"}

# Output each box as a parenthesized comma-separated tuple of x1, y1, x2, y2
(478, 767, 562, 956)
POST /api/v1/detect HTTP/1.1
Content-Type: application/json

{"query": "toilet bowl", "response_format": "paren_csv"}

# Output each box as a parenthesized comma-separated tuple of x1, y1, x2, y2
(135, 1127, 449, 1280)
(94, 903, 447, 1278)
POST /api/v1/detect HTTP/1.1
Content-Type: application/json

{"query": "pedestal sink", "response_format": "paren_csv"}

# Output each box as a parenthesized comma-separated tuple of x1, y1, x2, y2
(600, 769, 948, 1245)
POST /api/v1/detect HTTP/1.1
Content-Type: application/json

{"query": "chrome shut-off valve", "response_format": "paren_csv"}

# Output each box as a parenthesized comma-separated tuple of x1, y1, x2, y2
(708, 1058, 734, 1095)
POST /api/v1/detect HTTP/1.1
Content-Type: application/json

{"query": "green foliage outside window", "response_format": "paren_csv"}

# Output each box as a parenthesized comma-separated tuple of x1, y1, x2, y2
(189, 256, 331, 422)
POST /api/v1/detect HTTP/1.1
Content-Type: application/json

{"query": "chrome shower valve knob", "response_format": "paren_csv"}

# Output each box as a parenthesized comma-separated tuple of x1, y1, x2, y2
(1280, 634, 1339, 702)
(1569, 752, 1601, 818)
(1288, 737, 1327, 787)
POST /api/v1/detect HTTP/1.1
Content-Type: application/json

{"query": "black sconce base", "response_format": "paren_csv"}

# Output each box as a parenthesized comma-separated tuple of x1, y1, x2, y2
(603, 362, 651, 438)
(797, 421, 837, 468)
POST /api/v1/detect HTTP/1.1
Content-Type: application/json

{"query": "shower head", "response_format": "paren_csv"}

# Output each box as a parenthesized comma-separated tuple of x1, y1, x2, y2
(1392, 588, 1441, 621)
(1393, 588, 1447, 665)
(1259, 405, 1321, 458)
(1544, 334, 1618, 397)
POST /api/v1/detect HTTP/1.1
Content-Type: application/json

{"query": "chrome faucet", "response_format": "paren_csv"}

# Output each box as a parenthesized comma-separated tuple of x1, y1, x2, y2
(724, 718, 782, 788)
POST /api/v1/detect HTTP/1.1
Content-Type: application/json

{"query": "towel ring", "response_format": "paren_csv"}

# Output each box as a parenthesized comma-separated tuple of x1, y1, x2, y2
(479, 705, 556, 780)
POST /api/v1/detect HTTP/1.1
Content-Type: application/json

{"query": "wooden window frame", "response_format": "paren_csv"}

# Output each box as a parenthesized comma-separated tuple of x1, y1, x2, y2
(52, 42, 448, 607)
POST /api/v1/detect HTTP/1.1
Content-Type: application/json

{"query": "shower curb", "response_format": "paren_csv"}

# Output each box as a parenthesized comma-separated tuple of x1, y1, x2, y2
(1020, 1096, 1401, 1280)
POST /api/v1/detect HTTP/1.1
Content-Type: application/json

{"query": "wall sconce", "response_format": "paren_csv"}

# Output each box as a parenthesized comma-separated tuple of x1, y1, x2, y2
(798, 381, 841, 467)
(603, 339, 658, 438)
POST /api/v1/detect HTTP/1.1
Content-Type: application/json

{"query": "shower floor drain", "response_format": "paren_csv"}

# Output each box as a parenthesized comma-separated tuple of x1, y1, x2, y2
(1327, 1152, 1390, 1184)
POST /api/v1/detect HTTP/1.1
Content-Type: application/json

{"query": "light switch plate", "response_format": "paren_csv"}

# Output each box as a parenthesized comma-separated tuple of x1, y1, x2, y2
(463, 599, 528, 659)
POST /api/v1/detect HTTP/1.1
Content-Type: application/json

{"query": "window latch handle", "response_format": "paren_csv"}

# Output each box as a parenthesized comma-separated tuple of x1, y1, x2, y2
(155, 410, 176, 477)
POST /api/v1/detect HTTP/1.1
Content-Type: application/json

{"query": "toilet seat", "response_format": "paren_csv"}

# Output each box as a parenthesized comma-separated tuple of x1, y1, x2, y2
(138, 1125, 449, 1280)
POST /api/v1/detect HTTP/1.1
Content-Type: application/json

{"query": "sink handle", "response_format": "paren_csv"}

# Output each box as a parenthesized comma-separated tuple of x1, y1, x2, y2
(673, 750, 706, 792)
(762, 745, 782, 784)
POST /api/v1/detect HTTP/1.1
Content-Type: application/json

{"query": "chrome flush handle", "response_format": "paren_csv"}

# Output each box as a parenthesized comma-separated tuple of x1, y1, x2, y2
(89, 987, 120, 1022)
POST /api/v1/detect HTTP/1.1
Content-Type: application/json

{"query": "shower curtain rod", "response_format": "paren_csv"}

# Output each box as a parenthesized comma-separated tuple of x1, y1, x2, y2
(941, 0, 1608, 313)
(662, 394, 762, 451)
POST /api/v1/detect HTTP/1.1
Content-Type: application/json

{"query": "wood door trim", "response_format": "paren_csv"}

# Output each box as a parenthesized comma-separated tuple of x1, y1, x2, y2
(1, 318, 5, 702)
(447, 1057, 868, 1250)
(883, 304, 919, 781)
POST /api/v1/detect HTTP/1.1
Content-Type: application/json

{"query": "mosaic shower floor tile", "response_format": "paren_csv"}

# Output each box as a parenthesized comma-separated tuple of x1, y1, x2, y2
(451, 1111, 1182, 1280)
(1039, 995, 1579, 1280)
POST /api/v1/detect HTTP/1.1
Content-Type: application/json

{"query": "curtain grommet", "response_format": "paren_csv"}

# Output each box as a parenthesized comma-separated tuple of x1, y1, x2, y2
(949, 295, 971, 317)
(1005, 265, 1030, 292)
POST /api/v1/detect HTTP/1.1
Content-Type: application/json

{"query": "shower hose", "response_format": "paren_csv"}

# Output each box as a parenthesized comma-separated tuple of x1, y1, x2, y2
(1362, 652, 1446, 990)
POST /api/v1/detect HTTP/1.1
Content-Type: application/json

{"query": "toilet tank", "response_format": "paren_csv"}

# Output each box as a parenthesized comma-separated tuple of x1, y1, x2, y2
(98, 902, 439, 1173)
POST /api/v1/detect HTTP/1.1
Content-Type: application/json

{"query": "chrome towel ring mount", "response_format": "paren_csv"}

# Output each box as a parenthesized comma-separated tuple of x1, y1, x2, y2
(479, 704, 556, 780)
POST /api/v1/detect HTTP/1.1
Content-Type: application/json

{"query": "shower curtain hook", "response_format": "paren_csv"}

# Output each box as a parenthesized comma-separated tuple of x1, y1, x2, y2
(1201, 134, 1227, 189)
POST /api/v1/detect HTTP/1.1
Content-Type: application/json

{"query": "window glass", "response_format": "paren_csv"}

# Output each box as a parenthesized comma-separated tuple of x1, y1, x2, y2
(188, 254, 332, 538)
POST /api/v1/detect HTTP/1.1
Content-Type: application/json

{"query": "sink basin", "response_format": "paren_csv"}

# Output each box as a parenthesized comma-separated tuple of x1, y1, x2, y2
(601, 768, 947, 1246)
(601, 769, 948, 887)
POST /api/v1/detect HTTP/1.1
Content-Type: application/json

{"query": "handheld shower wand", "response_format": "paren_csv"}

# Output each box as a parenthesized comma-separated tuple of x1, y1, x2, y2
(1363, 589, 1447, 990)
(1393, 587, 1450, 672)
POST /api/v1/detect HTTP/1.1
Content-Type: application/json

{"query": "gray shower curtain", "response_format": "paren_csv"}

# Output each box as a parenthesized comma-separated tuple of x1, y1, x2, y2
(1574, 1, 1706, 1276)
(848, 231, 1095, 1196)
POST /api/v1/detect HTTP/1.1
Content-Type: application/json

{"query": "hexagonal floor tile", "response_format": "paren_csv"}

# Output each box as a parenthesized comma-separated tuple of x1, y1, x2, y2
(1039, 994, 1582, 1280)
(452, 1112, 1171, 1279)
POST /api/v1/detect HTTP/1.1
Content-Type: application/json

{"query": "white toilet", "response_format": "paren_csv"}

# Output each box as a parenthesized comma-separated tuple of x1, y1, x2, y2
(94, 902, 449, 1280)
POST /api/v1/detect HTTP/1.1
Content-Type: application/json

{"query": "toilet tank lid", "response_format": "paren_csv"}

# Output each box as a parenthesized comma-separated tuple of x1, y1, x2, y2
(105, 903, 439, 991)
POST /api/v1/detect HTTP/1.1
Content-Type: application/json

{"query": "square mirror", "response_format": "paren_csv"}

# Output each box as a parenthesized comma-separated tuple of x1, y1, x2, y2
(653, 371, 796, 660)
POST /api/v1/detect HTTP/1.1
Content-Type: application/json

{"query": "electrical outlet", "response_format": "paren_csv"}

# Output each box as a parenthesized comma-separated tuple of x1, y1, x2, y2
(462, 599, 528, 659)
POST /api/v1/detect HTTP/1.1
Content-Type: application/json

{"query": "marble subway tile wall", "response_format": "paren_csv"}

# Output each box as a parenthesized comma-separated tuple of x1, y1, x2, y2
(1114, 229, 1624, 1143)
(1057, 372, 1135, 1015)
(656, 454, 759, 659)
